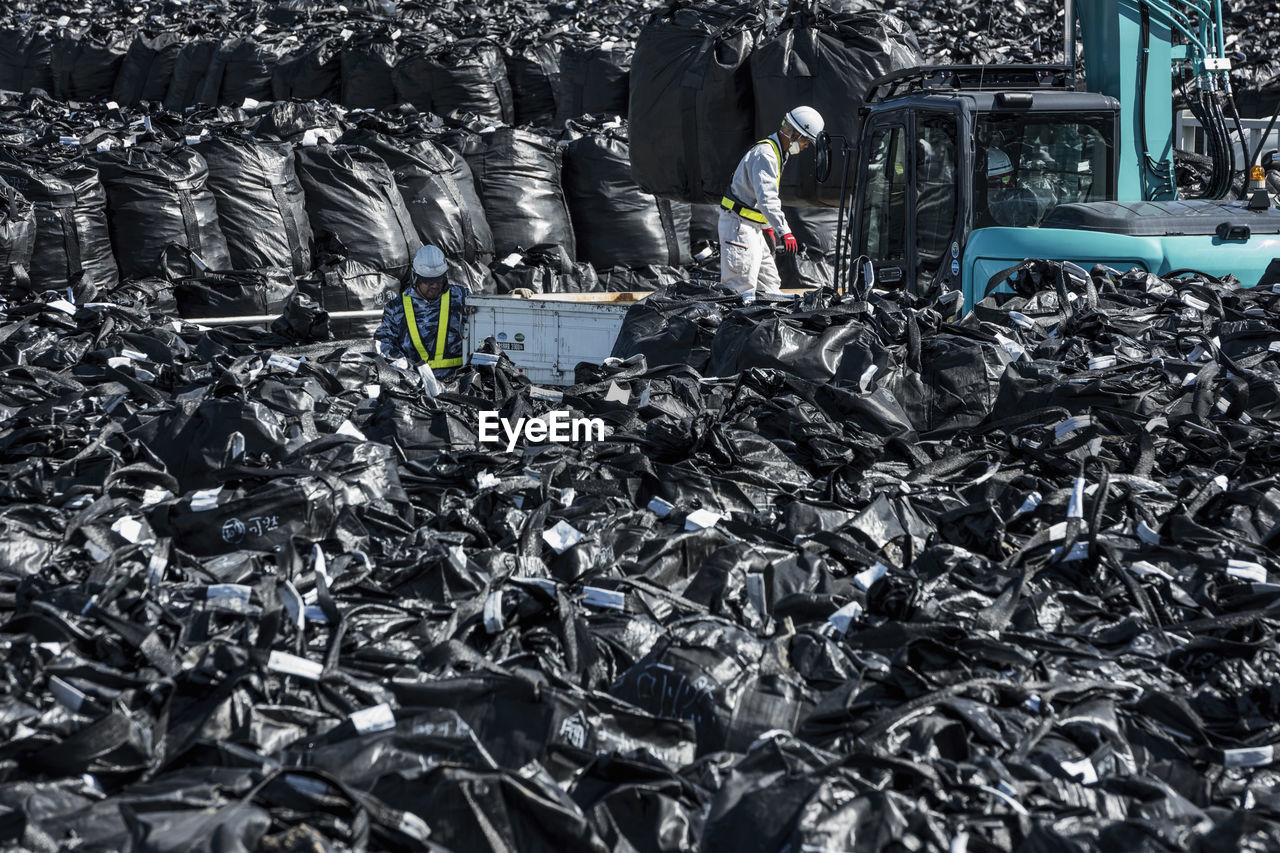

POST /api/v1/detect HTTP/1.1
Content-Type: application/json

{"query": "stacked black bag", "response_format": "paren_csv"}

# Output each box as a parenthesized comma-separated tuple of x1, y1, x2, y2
(0, 153, 119, 295)
(90, 143, 231, 280)
(195, 134, 313, 276)
(562, 115, 691, 270)
(629, 1, 765, 204)
(751, 5, 920, 205)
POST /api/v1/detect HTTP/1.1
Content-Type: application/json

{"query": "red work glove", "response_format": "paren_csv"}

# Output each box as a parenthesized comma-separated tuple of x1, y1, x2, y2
(783, 232, 799, 253)
(762, 228, 777, 252)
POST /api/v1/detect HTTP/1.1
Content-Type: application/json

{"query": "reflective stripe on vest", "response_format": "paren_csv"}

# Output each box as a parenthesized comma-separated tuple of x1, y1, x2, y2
(402, 290, 464, 369)
(720, 137, 783, 224)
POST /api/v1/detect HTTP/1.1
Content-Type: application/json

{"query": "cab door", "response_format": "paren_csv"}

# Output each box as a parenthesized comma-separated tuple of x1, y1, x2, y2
(854, 107, 964, 295)
(855, 111, 910, 289)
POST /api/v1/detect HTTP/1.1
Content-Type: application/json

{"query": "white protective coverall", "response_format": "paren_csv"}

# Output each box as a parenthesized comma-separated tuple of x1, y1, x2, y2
(719, 132, 789, 299)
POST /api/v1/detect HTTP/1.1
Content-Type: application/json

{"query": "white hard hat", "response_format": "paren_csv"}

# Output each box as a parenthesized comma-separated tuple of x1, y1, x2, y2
(983, 147, 1013, 179)
(784, 106, 824, 142)
(412, 244, 448, 279)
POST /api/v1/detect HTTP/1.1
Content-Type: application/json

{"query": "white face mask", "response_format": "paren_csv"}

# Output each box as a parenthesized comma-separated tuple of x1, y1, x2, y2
(787, 138, 802, 155)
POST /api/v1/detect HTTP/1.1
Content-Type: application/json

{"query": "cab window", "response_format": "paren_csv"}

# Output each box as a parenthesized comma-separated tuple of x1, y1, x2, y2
(915, 114, 958, 274)
(861, 123, 908, 262)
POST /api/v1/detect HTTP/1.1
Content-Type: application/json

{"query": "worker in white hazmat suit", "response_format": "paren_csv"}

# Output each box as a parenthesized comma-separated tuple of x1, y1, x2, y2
(718, 106, 824, 300)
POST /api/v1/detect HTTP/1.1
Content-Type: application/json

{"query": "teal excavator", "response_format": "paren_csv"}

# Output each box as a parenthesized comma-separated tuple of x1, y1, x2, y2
(821, 0, 1280, 310)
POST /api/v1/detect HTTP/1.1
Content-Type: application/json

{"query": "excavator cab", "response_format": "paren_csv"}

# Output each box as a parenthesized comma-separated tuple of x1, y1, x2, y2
(834, 63, 1280, 312)
(841, 65, 1120, 300)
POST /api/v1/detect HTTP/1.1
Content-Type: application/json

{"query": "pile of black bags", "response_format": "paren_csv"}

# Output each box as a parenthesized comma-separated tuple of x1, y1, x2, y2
(0, 257, 1278, 849)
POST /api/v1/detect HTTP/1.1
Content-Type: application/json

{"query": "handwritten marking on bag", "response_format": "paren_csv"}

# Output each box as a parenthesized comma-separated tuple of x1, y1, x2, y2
(220, 515, 281, 543)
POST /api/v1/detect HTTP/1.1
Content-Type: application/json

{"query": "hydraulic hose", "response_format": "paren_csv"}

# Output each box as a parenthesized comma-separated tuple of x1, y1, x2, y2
(1137, 2, 1177, 198)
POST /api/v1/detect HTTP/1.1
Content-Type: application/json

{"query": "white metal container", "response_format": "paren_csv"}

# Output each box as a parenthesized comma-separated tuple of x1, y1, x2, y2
(464, 292, 652, 386)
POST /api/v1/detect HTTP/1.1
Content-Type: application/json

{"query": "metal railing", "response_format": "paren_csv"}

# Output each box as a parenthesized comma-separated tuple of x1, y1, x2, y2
(193, 308, 383, 327)
(1176, 110, 1280, 165)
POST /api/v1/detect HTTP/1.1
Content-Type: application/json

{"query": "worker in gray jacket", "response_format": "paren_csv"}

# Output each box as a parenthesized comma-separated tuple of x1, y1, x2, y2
(375, 245, 468, 376)
(719, 106, 824, 301)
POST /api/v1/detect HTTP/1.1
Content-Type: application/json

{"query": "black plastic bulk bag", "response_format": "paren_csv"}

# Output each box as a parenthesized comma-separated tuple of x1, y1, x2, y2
(595, 264, 689, 292)
(392, 38, 515, 125)
(629, 1, 764, 203)
(294, 143, 421, 281)
(50, 29, 131, 103)
(91, 144, 231, 281)
(610, 616, 815, 755)
(0, 155, 119, 295)
(874, 328, 1009, 435)
(610, 290, 734, 372)
(165, 39, 218, 110)
(0, 29, 54, 95)
(271, 35, 342, 103)
(254, 100, 344, 145)
(125, 397, 291, 492)
(556, 40, 632, 123)
(751, 9, 919, 205)
(150, 474, 341, 557)
(0, 177, 35, 290)
(198, 37, 284, 107)
(562, 117, 692, 270)
(461, 127, 575, 261)
(506, 40, 560, 127)
(340, 128, 494, 265)
(297, 256, 397, 338)
(174, 267, 296, 319)
(194, 135, 313, 275)
(341, 32, 398, 110)
(112, 31, 183, 106)
(708, 307, 867, 382)
(450, 257, 497, 294)
(490, 244, 599, 294)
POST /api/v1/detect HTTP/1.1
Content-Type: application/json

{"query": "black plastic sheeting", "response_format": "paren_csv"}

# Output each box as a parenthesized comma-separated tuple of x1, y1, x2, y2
(2, 263, 1280, 848)
(562, 115, 692, 271)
